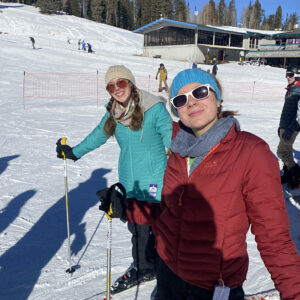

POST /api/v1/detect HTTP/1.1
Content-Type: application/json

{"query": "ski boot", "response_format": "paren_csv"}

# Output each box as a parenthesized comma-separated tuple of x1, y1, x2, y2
(287, 164, 300, 189)
(280, 165, 290, 184)
(111, 265, 156, 295)
(151, 284, 158, 300)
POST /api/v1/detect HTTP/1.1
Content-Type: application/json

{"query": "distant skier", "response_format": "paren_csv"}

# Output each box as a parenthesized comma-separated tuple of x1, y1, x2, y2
(212, 61, 218, 76)
(82, 41, 86, 51)
(29, 37, 35, 49)
(155, 63, 169, 92)
(277, 65, 300, 188)
(87, 43, 93, 53)
(78, 39, 81, 50)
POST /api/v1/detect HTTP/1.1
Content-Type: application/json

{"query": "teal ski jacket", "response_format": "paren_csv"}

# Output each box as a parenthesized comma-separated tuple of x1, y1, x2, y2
(73, 90, 173, 202)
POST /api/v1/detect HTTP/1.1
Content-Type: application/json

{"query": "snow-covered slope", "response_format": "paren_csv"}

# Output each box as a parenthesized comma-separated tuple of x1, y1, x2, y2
(0, 2, 297, 300)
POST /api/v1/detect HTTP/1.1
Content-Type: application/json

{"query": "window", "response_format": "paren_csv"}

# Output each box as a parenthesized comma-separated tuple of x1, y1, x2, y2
(198, 30, 214, 44)
(250, 36, 259, 48)
(144, 27, 194, 46)
(215, 32, 229, 46)
(230, 34, 243, 47)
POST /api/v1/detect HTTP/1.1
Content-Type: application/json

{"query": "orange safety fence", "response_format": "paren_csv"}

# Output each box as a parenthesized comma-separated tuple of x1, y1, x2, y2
(23, 71, 286, 109)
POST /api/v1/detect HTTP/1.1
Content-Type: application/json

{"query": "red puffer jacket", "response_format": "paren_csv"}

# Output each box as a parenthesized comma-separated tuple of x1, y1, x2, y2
(127, 123, 300, 299)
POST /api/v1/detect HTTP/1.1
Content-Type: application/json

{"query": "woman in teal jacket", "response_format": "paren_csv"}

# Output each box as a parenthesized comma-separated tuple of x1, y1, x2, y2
(56, 65, 172, 294)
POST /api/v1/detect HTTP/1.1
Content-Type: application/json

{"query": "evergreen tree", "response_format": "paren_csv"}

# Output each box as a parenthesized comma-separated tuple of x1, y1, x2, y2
(186, 2, 190, 22)
(133, 0, 143, 28)
(36, 0, 61, 14)
(68, 0, 80, 17)
(274, 5, 282, 29)
(118, 0, 134, 29)
(260, 15, 267, 29)
(252, 0, 264, 28)
(226, 0, 237, 26)
(152, 0, 164, 21)
(242, 0, 252, 28)
(140, 0, 151, 25)
(162, 0, 174, 19)
(106, 0, 117, 26)
(208, 0, 217, 25)
(286, 13, 299, 30)
(217, 0, 226, 25)
(267, 14, 275, 30)
(90, 0, 106, 23)
(175, 0, 187, 22)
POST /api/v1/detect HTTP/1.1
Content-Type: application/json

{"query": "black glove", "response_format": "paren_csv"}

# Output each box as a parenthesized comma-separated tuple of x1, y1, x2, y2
(97, 183, 127, 222)
(277, 127, 281, 137)
(56, 138, 78, 161)
(282, 128, 293, 141)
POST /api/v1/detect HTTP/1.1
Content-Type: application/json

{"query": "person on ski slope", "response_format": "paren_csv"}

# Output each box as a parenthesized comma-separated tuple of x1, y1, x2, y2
(82, 40, 86, 51)
(277, 65, 300, 188)
(212, 61, 218, 76)
(156, 63, 169, 92)
(29, 36, 35, 49)
(121, 69, 300, 300)
(56, 65, 173, 293)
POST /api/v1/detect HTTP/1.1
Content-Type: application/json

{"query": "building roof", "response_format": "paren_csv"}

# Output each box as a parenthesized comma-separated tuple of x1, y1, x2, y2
(133, 18, 297, 38)
(133, 18, 198, 34)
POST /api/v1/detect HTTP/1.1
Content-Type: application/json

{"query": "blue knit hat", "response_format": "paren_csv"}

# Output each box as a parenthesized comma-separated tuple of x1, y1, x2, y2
(170, 69, 221, 102)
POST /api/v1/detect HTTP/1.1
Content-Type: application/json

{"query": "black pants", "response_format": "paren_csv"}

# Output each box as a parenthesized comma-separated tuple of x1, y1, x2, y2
(157, 258, 244, 300)
(127, 222, 157, 272)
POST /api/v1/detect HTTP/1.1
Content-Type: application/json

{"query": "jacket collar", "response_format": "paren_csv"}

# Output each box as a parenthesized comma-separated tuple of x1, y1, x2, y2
(171, 116, 240, 158)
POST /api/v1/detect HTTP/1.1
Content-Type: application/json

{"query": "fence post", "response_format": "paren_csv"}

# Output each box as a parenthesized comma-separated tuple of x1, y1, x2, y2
(148, 75, 151, 92)
(251, 81, 255, 104)
(23, 71, 26, 110)
(96, 70, 99, 107)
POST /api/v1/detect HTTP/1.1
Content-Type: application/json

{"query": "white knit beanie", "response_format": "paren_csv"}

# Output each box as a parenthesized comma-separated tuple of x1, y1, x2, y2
(105, 65, 135, 86)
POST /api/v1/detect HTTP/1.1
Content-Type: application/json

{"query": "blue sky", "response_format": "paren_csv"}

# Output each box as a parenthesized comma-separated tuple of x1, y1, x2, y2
(186, 0, 299, 23)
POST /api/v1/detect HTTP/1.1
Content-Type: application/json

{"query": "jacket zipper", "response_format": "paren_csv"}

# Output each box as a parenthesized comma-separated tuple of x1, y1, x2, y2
(174, 142, 221, 273)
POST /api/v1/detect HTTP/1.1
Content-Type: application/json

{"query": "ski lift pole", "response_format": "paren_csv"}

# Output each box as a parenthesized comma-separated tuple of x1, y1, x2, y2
(104, 207, 113, 300)
(61, 137, 75, 274)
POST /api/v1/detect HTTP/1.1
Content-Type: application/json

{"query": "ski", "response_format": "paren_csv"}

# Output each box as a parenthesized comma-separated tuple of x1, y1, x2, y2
(282, 183, 300, 199)
(111, 274, 156, 295)
(244, 289, 279, 300)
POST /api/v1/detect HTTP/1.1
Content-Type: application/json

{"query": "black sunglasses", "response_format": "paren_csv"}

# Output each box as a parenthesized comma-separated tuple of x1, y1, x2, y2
(286, 72, 295, 78)
(170, 84, 214, 109)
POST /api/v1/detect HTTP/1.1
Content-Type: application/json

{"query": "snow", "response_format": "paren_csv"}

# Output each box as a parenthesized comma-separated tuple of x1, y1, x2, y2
(0, 3, 298, 300)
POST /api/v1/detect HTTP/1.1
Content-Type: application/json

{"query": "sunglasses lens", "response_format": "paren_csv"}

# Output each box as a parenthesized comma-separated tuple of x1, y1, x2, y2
(172, 95, 187, 108)
(286, 72, 294, 78)
(192, 86, 209, 99)
(106, 80, 128, 93)
(117, 79, 128, 89)
(106, 84, 115, 93)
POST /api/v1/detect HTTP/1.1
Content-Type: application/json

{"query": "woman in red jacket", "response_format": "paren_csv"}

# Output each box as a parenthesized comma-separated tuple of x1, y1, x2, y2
(124, 69, 300, 300)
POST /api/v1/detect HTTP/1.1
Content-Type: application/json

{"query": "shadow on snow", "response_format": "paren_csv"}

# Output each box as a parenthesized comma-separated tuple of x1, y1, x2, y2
(0, 168, 110, 300)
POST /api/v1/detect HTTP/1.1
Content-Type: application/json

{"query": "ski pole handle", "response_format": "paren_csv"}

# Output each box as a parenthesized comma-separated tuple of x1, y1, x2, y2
(106, 203, 113, 221)
(61, 137, 67, 160)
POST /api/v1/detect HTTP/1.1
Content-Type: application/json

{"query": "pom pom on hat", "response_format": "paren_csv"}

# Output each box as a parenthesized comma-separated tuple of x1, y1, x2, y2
(170, 69, 221, 102)
(105, 65, 135, 86)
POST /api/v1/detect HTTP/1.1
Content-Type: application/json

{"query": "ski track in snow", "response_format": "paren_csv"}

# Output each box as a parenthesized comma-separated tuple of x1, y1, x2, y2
(1, 2, 300, 299)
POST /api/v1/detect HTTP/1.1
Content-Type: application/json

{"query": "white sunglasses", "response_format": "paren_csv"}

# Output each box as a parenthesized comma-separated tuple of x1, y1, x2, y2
(170, 84, 215, 109)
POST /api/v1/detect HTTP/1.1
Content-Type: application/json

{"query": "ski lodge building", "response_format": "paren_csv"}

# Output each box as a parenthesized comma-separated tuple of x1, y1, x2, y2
(133, 18, 300, 67)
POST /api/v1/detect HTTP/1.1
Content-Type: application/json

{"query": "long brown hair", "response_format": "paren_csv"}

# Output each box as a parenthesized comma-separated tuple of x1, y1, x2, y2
(103, 83, 143, 137)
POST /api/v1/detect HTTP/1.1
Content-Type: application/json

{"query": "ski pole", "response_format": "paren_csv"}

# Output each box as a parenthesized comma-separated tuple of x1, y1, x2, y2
(104, 206, 113, 300)
(61, 137, 75, 274)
